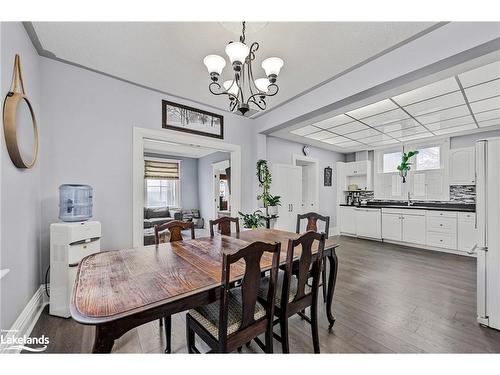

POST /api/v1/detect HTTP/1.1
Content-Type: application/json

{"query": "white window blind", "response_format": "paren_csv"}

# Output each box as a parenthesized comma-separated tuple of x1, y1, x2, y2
(144, 160, 180, 180)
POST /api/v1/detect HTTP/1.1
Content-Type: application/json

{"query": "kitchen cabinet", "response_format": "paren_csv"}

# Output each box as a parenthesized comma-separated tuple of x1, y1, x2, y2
(426, 211, 457, 250)
(449, 147, 475, 185)
(402, 214, 426, 245)
(339, 206, 356, 235)
(458, 212, 478, 252)
(382, 213, 402, 241)
(355, 208, 381, 239)
(344, 161, 368, 176)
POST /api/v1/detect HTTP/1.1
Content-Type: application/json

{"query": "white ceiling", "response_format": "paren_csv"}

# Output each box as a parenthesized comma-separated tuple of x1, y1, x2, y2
(283, 60, 500, 151)
(31, 22, 437, 114)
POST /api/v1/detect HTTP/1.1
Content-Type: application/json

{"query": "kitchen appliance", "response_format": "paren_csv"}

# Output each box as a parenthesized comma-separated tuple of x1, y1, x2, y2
(49, 221, 101, 318)
(474, 138, 500, 329)
(348, 184, 359, 191)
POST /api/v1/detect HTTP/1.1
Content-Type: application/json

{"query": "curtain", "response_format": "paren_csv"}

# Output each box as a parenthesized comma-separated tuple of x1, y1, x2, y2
(144, 160, 179, 180)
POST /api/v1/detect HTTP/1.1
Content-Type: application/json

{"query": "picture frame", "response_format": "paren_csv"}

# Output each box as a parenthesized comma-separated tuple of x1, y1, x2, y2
(162, 100, 224, 139)
(324, 166, 333, 186)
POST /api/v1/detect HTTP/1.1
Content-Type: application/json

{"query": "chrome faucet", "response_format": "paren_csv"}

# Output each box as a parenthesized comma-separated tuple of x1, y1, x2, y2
(407, 192, 413, 206)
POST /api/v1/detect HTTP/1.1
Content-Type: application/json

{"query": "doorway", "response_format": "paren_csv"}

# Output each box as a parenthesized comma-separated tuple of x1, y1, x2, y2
(292, 154, 320, 214)
(212, 160, 231, 218)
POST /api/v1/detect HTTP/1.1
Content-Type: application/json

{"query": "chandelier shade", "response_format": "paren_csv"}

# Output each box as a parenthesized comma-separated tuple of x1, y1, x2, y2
(203, 55, 226, 76)
(203, 22, 284, 116)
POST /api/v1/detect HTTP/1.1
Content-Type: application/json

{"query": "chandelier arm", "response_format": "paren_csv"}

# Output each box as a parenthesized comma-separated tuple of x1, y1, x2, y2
(209, 81, 239, 103)
(246, 83, 279, 104)
(248, 97, 267, 110)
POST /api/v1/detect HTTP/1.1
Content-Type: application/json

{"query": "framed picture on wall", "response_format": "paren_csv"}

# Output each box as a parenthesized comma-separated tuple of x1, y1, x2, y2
(162, 100, 224, 139)
(324, 166, 333, 186)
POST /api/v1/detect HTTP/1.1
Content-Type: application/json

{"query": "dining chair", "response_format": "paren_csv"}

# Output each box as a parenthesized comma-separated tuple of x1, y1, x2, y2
(209, 216, 240, 237)
(155, 220, 195, 244)
(185, 240, 281, 353)
(259, 231, 326, 353)
(154, 220, 195, 353)
(296, 212, 329, 302)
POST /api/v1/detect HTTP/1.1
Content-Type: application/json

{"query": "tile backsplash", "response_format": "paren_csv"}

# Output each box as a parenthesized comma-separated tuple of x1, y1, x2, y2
(449, 185, 476, 203)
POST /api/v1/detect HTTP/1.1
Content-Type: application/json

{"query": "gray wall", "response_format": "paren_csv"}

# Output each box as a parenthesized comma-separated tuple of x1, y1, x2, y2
(265, 136, 346, 228)
(38, 57, 258, 286)
(144, 153, 199, 209)
(0, 22, 42, 330)
(197, 152, 230, 222)
(450, 129, 500, 149)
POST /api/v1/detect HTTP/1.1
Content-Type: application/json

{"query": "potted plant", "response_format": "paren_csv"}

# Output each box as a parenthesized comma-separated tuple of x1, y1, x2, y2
(238, 210, 264, 229)
(256, 159, 272, 215)
(265, 194, 281, 216)
(397, 150, 419, 183)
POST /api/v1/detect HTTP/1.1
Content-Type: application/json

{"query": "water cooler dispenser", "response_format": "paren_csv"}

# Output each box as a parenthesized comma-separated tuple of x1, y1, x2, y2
(49, 185, 101, 318)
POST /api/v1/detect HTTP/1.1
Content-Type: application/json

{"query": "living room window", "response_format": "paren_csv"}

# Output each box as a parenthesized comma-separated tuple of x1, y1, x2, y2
(144, 158, 181, 208)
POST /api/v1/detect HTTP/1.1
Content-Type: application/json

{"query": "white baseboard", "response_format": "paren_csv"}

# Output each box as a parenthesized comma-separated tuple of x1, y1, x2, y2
(0, 284, 49, 354)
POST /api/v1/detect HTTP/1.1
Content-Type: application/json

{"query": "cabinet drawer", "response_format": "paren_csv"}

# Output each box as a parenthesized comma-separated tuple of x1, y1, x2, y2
(382, 208, 425, 216)
(426, 232, 457, 249)
(458, 212, 476, 221)
(426, 216, 457, 233)
(426, 210, 458, 218)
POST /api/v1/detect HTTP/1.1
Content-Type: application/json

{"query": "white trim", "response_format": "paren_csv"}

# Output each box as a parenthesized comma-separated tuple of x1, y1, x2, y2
(133, 127, 242, 247)
(0, 285, 49, 354)
(292, 154, 320, 214)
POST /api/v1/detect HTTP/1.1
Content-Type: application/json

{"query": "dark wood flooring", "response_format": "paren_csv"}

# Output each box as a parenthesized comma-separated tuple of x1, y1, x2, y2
(26, 236, 500, 353)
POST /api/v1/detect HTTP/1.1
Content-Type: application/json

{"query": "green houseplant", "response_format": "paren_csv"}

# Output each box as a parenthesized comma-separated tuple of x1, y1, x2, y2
(265, 194, 281, 216)
(397, 150, 419, 183)
(238, 210, 264, 229)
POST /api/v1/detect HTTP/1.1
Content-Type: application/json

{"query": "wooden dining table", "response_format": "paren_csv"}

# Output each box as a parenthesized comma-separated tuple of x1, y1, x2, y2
(70, 228, 339, 353)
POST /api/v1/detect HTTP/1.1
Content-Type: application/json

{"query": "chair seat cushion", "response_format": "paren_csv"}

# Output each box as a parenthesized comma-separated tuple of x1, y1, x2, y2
(188, 288, 266, 338)
(258, 271, 311, 306)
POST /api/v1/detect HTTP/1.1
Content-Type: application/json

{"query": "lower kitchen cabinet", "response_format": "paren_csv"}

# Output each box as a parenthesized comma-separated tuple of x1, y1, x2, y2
(402, 214, 426, 245)
(355, 208, 381, 239)
(458, 212, 478, 252)
(339, 206, 356, 235)
(382, 213, 402, 241)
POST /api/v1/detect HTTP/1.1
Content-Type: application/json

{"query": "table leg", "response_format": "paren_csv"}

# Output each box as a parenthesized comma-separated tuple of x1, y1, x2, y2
(325, 248, 338, 330)
(92, 325, 115, 353)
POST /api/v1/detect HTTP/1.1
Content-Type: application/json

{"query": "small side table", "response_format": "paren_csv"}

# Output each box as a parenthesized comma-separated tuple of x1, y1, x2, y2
(261, 215, 279, 229)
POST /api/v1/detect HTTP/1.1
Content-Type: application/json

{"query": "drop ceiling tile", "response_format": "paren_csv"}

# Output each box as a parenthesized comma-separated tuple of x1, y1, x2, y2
(336, 140, 362, 148)
(369, 139, 400, 147)
(464, 79, 500, 102)
(361, 134, 398, 144)
(346, 99, 397, 119)
(470, 96, 500, 113)
(373, 118, 420, 133)
(426, 115, 475, 131)
(404, 91, 466, 117)
(458, 61, 500, 88)
(305, 130, 335, 140)
(398, 131, 434, 142)
(392, 77, 460, 106)
(388, 126, 428, 139)
(478, 118, 500, 128)
(322, 136, 350, 145)
(313, 114, 352, 129)
(434, 123, 477, 135)
(475, 108, 500, 122)
(329, 122, 369, 135)
(290, 125, 321, 136)
(415, 105, 471, 125)
(346, 128, 381, 139)
(362, 108, 409, 127)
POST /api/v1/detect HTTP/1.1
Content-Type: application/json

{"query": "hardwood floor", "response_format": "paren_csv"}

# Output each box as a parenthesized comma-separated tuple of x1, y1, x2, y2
(26, 235, 500, 353)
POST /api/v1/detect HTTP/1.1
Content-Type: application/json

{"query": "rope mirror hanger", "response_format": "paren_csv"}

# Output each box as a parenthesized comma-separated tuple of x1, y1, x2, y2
(2, 54, 39, 169)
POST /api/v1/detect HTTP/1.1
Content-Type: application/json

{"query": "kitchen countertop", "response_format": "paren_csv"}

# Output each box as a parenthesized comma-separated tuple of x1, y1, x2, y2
(339, 202, 475, 212)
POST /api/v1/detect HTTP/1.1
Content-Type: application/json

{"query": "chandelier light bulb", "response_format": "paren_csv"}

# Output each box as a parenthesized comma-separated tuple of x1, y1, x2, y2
(262, 57, 284, 82)
(225, 42, 250, 68)
(223, 80, 239, 97)
(203, 55, 226, 80)
(255, 78, 270, 93)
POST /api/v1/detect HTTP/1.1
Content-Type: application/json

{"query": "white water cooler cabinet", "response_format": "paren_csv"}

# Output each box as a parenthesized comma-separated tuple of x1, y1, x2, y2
(49, 221, 101, 318)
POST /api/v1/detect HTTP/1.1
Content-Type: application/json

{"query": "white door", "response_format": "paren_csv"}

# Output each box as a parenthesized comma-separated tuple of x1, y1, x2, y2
(450, 147, 475, 185)
(301, 165, 318, 212)
(458, 214, 478, 252)
(382, 213, 401, 241)
(272, 164, 302, 232)
(339, 206, 356, 235)
(402, 214, 426, 245)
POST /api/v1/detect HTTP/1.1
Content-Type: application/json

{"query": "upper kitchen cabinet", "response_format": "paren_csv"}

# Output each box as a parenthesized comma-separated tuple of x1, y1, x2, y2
(339, 160, 373, 191)
(449, 147, 475, 185)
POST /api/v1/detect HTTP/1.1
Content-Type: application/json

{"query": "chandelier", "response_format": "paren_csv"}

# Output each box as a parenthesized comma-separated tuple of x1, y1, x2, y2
(203, 22, 284, 116)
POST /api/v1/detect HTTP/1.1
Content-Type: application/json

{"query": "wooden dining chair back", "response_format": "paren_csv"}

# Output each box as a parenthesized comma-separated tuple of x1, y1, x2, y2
(186, 240, 281, 353)
(209, 216, 240, 237)
(296, 212, 330, 238)
(154, 220, 195, 244)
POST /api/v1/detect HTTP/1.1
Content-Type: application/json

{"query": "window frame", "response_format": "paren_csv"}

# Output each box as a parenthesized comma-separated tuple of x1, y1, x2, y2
(144, 157, 182, 209)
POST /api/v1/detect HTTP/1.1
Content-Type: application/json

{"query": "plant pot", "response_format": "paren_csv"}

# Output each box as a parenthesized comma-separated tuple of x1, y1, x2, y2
(399, 169, 408, 183)
(267, 206, 278, 216)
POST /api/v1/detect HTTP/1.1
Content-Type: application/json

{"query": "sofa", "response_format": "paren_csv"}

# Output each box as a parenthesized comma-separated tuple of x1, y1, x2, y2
(143, 207, 204, 245)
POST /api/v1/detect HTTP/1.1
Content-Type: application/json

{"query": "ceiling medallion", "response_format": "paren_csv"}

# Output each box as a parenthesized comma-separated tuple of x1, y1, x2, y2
(203, 21, 284, 116)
